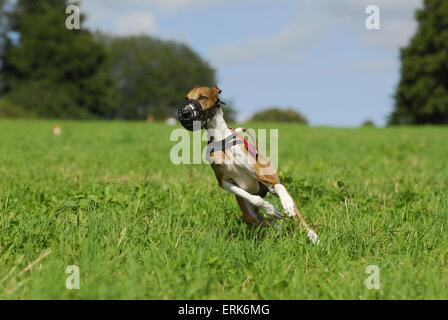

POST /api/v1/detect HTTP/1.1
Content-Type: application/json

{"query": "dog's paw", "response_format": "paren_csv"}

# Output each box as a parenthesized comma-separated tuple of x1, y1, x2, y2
(275, 184, 296, 217)
(280, 195, 296, 217)
(260, 201, 283, 219)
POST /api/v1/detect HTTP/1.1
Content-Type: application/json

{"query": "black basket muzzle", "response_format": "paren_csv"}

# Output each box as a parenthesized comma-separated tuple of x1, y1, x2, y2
(178, 99, 217, 131)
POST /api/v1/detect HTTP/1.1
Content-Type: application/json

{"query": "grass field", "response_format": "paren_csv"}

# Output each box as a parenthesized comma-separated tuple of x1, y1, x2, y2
(0, 119, 447, 299)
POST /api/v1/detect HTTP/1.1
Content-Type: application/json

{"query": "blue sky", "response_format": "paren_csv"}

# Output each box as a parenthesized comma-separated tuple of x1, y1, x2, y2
(81, 0, 423, 126)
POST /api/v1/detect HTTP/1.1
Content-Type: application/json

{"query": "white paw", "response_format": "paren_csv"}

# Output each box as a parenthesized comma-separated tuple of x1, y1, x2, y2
(279, 194, 296, 217)
(275, 184, 296, 217)
(307, 229, 319, 245)
(260, 201, 283, 219)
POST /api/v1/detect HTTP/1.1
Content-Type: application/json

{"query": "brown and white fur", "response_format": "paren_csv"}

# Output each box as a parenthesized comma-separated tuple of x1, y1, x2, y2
(186, 85, 319, 244)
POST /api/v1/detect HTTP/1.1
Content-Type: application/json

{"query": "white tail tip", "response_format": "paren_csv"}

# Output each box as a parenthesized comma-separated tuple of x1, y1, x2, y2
(307, 229, 320, 245)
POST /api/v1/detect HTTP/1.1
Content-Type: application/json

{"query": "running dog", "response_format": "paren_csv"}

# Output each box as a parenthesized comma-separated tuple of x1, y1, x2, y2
(178, 85, 318, 244)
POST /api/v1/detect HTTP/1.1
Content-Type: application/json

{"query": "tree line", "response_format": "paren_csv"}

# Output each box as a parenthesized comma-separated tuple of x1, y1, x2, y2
(0, 0, 447, 124)
(0, 0, 218, 120)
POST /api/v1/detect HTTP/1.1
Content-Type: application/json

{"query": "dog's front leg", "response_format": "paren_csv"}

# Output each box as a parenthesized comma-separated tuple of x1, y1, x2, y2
(273, 184, 296, 218)
(274, 184, 319, 244)
(221, 181, 282, 219)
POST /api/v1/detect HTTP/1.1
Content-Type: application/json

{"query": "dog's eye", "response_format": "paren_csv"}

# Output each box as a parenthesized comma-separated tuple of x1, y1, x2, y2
(199, 95, 207, 100)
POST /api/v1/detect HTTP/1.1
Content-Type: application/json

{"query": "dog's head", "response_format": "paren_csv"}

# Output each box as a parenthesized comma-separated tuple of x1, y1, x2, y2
(178, 85, 224, 131)
(185, 85, 222, 110)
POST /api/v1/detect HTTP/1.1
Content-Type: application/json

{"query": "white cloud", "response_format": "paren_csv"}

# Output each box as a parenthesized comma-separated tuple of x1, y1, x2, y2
(208, 0, 423, 67)
(82, 0, 239, 13)
(92, 0, 209, 11)
(81, 1, 158, 36)
(325, 0, 423, 50)
(328, 0, 422, 17)
(209, 24, 320, 65)
(111, 13, 157, 36)
(80, 0, 242, 36)
(147, 0, 215, 11)
(363, 18, 418, 50)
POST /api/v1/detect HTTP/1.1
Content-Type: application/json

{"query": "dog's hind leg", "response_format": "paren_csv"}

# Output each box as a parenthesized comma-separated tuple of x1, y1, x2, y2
(235, 196, 278, 227)
(221, 180, 282, 219)
(274, 184, 319, 244)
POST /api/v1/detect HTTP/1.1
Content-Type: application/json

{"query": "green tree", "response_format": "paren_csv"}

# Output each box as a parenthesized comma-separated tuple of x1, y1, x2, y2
(1, 0, 118, 118)
(99, 34, 216, 120)
(390, 0, 448, 125)
(0, 0, 10, 91)
(249, 107, 308, 124)
(0, 0, 8, 50)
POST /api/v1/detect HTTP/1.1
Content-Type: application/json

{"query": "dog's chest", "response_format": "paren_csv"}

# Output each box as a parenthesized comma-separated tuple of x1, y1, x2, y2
(210, 147, 260, 194)
(213, 163, 260, 194)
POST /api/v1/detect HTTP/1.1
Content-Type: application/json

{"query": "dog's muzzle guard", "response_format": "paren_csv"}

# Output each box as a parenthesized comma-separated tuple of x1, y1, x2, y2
(178, 99, 218, 131)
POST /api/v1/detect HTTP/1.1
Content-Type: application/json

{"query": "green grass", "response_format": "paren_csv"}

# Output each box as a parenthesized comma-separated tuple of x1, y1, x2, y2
(0, 119, 447, 299)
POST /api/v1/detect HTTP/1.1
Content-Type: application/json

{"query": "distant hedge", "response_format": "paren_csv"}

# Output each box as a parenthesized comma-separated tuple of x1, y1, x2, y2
(249, 108, 308, 124)
(0, 99, 35, 118)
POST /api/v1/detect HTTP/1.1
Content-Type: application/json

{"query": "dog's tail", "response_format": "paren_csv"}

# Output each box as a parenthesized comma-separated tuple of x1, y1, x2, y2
(294, 206, 319, 245)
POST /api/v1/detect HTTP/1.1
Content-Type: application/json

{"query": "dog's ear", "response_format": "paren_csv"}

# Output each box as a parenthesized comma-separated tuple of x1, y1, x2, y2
(212, 85, 222, 94)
